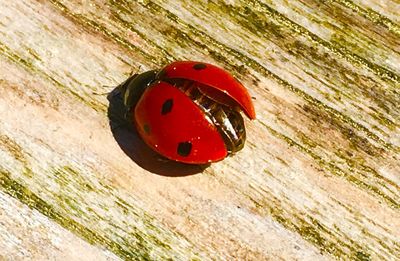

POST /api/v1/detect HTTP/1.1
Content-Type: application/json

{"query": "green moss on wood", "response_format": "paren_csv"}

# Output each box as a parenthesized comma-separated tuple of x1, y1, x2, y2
(244, 0, 400, 84)
(332, 0, 400, 37)
(0, 169, 141, 260)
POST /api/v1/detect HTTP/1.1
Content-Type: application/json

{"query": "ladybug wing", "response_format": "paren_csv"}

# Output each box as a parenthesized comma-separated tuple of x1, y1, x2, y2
(158, 61, 256, 119)
(134, 81, 228, 164)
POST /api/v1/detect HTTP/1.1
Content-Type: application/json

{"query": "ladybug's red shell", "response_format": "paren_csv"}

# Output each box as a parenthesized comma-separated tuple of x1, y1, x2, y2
(123, 61, 255, 164)
(159, 61, 256, 120)
(134, 81, 227, 164)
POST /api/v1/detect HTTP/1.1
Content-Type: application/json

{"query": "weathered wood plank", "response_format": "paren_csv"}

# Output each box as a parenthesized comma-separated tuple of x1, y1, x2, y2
(0, 0, 399, 260)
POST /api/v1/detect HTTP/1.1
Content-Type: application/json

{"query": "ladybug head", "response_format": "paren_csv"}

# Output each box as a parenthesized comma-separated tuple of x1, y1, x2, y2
(119, 70, 158, 112)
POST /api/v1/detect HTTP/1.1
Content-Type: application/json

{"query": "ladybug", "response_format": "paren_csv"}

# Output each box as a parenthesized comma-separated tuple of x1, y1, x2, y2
(119, 61, 256, 164)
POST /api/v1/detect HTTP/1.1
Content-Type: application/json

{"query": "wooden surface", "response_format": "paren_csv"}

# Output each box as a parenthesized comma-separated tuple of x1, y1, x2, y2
(0, 0, 399, 260)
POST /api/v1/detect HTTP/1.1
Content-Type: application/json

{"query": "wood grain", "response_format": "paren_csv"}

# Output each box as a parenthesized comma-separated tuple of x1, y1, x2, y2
(0, 0, 399, 260)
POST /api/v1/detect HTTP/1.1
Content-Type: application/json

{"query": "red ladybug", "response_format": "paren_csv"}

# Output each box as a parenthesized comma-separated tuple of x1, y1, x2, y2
(120, 61, 255, 164)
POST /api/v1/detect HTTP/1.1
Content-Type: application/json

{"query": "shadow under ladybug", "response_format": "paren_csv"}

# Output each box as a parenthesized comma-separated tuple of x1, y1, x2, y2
(107, 80, 208, 177)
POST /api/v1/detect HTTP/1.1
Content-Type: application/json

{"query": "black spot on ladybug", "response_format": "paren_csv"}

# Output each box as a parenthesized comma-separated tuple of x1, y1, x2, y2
(161, 99, 173, 115)
(193, 63, 207, 70)
(143, 124, 151, 134)
(177, 142, 192, 157)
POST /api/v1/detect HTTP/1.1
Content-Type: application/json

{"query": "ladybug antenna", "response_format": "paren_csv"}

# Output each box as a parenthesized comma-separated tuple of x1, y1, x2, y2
(91, 84, 119, 95)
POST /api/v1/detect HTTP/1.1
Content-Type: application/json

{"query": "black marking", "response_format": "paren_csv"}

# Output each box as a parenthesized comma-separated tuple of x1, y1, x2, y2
(161, 99, 173, 115)
(177, 142, 192, 157)
(193, 63, 207, 70)
(143, 124, 150, 134)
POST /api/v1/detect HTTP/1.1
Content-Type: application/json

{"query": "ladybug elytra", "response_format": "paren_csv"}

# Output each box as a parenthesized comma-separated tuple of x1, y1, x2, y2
(119, 61, 255, 164)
